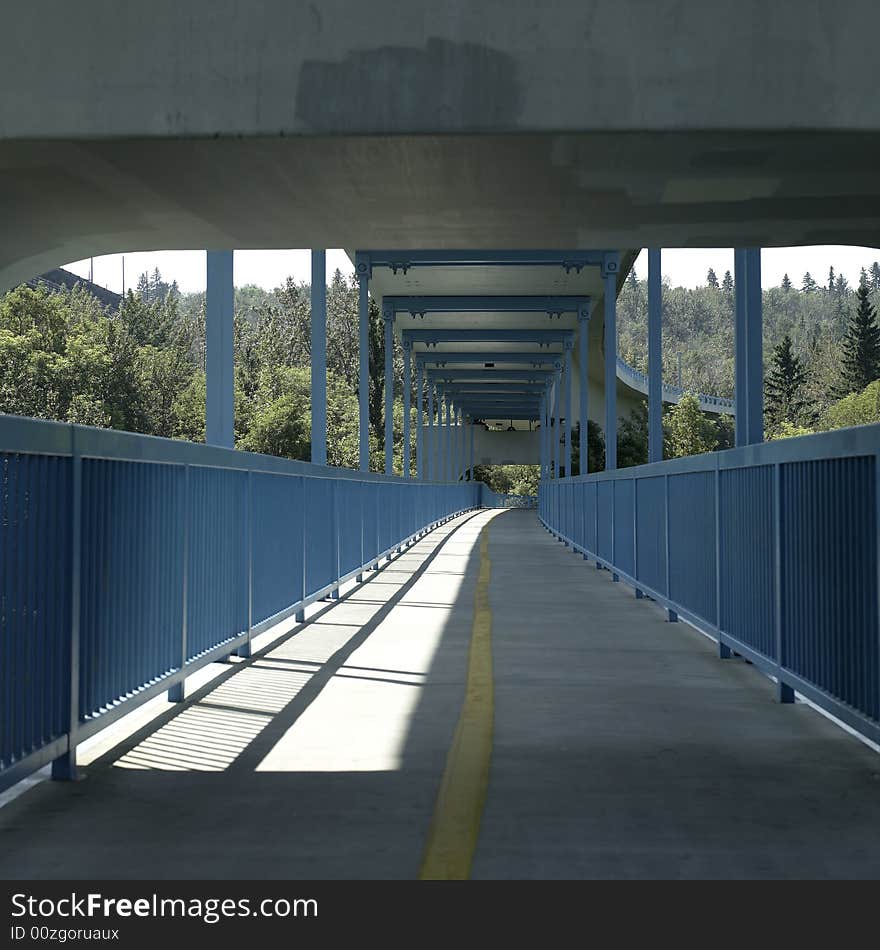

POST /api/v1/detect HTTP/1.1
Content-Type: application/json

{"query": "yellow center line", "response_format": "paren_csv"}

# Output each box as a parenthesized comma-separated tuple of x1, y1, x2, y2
(419, 519, 494, 880)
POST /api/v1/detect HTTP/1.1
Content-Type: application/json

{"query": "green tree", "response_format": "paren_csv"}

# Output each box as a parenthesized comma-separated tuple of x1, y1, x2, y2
(822, 379, 880, 430)
(781, 273, 793, 291)
(617, 401, 648, 468)
(664, 394, 718, 458)
(764, 334, 810, 432)
(706, 268, 719, 289)
(837, 282, 880, 396)
(802, 272, 817, 293)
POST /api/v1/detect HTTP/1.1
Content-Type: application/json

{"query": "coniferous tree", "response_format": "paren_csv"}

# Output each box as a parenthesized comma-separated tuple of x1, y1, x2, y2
(764, 334, 809, 431)
(871, 261, 880, 290)
(721, 270, 734, 297)
(835, 274, 849, 296)
(837, 282, 880, 396)
(706, 268, 719, 289)
(802, 272, 817, 292)
(828, 266, 836, 291)
(781, 273, 792, 291)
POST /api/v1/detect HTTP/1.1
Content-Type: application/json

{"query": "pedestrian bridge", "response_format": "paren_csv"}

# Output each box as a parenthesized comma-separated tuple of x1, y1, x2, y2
(1, 245, 880, 879)
(3, 0, 880, 880)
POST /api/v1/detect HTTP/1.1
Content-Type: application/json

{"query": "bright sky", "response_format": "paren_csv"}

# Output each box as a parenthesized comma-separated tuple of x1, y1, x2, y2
(66, 246, 880, 294)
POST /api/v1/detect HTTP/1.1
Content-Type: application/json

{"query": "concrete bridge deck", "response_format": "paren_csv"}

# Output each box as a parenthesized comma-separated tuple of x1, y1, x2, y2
(2, 509, 879, 879)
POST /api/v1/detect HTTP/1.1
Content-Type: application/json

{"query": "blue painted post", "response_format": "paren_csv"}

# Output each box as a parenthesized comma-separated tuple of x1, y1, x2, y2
(311, 250, 327, 466)
(552, 373, 560, 478)
(539, 394, 546, 478)
(564, 341, 573, 478)
(445, 395, 452, 481)
(459, 407, 465, 480)
(604, 265, 618, 469)
(206, 250, 234, 448)
(416, 361, 424, 479)
(384, 303, 394, 474)
(735, 248, 764, 447)
(577, 302, 590, 475)
(356, 255, 371, 471)
(648, 248, 663, 463)
(402, 340, 412, 478)
(427, 380, 435, 481)
(746, 247, 764, 446)
(468, 416, 475, 480)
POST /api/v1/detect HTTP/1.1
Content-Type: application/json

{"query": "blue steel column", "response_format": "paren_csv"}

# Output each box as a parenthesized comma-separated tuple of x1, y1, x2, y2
(402, 340, 412, 478)
(735, 248, 764, 446)
(206, 250, 234, 448)
(452, 403, 460, 481)
(416, 361, 424, 479)
(648, 248, 663, 463)
(541, 393, 548, 478)
(458, 409, 467, 481)
(383, 303, 394, 474)
(356, 255, 371, 471)
(564, 341, 573, 478)
(603, 262, 619, 470)
(468, 416, 475, 480)
(311, 250, 327, 466)
(552, 372, 560, 478)
(445, 394, 452, 481)
(427, 379, 435, 480)
(577, 304, 590, 476)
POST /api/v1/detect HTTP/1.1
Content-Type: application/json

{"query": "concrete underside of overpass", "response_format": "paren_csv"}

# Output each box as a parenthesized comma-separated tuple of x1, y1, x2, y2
(2, 510, 878, 880)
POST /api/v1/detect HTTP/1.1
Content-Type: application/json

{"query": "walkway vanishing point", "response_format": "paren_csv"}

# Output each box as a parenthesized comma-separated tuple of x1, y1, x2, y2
(3, 509, 879, 880)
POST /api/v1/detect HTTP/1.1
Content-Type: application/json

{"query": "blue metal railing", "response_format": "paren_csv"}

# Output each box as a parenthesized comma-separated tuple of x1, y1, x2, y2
(0, 414, 478, 791)
(616, 355, 736, 415)
(539, 425, 880, 745)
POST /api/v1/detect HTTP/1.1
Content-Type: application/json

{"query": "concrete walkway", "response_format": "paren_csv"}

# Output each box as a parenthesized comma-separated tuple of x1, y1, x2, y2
(2, 508, 879, 878)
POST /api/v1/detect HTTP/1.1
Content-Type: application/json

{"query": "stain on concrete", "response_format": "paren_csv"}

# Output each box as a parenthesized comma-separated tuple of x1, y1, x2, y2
(295, 37, 524, 133)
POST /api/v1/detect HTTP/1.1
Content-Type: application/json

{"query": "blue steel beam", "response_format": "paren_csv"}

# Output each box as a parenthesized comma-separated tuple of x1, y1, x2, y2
(564, 341, 573, 478)
(403, 329, 573, 345)
(360, 249, 619, 275)
(311, 250, 327, 466)
(438, 382, 547, 393)
(206, 250, 235, 449)
(356, 254, 370, 471)
(648, 248, 663, 463)
(427, 368, 553, 381)
(416, 360, 424, 480)
(577, 303, 590, 475)
(385, 294, 590, 317)
(384, 308, 394, 474)
(735, 247, 764, 446)
(402, 340, 412, 478)
(417, 352, 562, 367)
(604, 267, 618, 470)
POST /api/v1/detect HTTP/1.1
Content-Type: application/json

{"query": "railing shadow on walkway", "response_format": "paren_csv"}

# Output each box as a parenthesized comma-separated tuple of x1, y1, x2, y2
(0, 509, 495, 879)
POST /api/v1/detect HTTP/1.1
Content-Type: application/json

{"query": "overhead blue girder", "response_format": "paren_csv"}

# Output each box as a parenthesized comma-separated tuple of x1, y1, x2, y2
(384, 294, 590, 318)
(357, 249, 620, 276)
(416, 351, 562, 367)
(403, 329, 573, 346)
(427, 368, 553, 381)
(439, 382, 547, 393)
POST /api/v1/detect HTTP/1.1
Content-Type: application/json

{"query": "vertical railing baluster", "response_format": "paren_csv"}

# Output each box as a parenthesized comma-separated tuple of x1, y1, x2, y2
(716, 458, 730, 658)
(52, 428, 80, 780)
(774, 462, 794, 702)
(169, 463, 190, 701)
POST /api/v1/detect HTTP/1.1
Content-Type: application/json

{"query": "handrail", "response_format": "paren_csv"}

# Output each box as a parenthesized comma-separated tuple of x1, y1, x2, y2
(0, 413, 478, 792)
(539, 423, 880, 747)
(616, 355, 735, 415)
